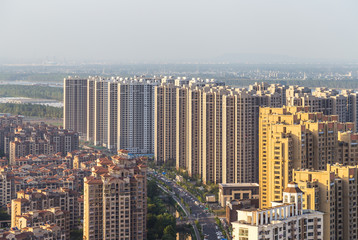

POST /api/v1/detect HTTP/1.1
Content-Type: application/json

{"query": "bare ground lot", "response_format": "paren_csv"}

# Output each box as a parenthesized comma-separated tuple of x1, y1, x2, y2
(23, 116, 63, 126)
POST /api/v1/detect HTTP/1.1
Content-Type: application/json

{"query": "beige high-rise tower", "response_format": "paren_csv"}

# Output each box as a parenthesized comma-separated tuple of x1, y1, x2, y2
(187, 86, 202, 177)
(222, 90, 258, 184)
(85, 76, 158, 153)
(294, 164, 358, 240)
(107, 80, 118, 151)
(155, 80, 259, 184)
(94, 79, 109, 146)
(87, 78, 95, 142)
(64, 77, 87, 136)
(154, 83, 177, 165)
(83, 154, 147, 240)
(258, 106, 353, 209)
(176, 87, 188, 170)
(118, 81, 156, 154)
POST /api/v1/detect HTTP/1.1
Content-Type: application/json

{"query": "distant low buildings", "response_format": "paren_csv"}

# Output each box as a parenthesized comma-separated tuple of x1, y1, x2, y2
(0, 116, 79, 164)
(11, 187, 83, 232)
(205, 194, 216, 203)
(218, 183, 259, 207)
(0, 225, 66, 240)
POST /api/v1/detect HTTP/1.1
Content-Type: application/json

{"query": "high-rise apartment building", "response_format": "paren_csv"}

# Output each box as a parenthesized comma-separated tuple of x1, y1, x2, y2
(187, 85, 202, 178)
(118, 80, 157, 153)
(93, 78, 109, 147)
(155, 83, 177, 165)
(342, 89, 358, 126)
(259, 106, 354, 209)
(108, 80, 118, 150)
(176, 87, 188, 170)
(83, 154, 147, 240)
(337, 131, 358, 165)
(222, 90, 258, 184)
(293, 169, 337, 240)
(87, 78, 96, 142)
(65, 76, 159, 153)
(293, 164, 358, 240)
(64, 77, 87, 136)
(155, 80, 260, 184)
(249, 82, 288, 108)
(286, 85, 358, 129)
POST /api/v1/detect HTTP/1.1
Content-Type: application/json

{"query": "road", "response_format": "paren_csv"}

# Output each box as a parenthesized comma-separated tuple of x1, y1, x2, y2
(149, 171, 226, 240)
(155, 182, 201, 240)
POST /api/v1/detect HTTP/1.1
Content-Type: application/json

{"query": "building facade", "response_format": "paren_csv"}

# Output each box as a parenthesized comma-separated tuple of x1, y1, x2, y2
(219, 183, 259, 207)
(64, 77, 88, 136)
(294, 164, 358, 240)
(259, 106, 354, 209)
(155, 80, 261, 184)
(65, 76, 159, 153)
(83, 154, 147, 240)
(232, 183, 324, 240)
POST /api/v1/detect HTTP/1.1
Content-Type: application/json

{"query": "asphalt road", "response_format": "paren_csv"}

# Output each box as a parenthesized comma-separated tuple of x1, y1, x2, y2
(149, 171, 226, 240)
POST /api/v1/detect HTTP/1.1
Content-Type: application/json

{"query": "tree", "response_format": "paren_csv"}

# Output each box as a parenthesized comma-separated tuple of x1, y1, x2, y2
(147, 180, 177, 240)
(162, 225, 176, 240)
(147, 179, 159, 199)
(0, 209, 10, 221)
(0, 85, 63, 101)
(70, 229, 83, 240)
(0, 103, 63, 118)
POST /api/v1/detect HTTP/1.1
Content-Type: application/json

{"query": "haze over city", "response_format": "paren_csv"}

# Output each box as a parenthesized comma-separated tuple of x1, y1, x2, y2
(2, 1, 358, 240)
(1, 0, 358, 64)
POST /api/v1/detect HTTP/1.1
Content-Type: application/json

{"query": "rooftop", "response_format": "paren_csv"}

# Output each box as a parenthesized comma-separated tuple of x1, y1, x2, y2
(219, 183, 259, 188)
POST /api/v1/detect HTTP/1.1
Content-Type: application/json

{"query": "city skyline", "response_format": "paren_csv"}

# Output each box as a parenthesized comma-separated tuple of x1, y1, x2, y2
(2, 0, 358, 238)
(5, 76, 358, 239)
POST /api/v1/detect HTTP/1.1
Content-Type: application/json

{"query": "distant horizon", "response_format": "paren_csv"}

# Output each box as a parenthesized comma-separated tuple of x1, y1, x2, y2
(1, 0, 357, 65)
(1, 52, 358, 66)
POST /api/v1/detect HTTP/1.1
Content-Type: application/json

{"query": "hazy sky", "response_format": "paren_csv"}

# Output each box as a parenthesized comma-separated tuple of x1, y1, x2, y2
(1, 0, 357, 63)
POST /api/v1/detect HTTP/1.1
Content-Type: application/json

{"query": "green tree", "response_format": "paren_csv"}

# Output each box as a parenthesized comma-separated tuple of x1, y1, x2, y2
(0, 103, 63, 118)
(0, 85, 63, 101)
(147, 179, 177, 239)
(70, 229, 83, 240)
(162, 225, 176, 240)
(0, 209, 10, 221)
(147, 179, 159, 199)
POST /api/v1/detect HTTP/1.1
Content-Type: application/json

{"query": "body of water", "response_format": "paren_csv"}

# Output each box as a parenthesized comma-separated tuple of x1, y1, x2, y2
(0, 97, 63, 107)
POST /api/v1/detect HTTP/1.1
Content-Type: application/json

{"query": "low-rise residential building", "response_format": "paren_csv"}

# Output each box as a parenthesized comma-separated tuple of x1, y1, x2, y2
(219, 183, 259, 207)
(11, 188, 83, 231)
(0, 225, 66, 240)
(232, 183, 324, 240)
(226, 199, 259, 225)
(0, 116, 79, 163)
(12, 207, 69, 239)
